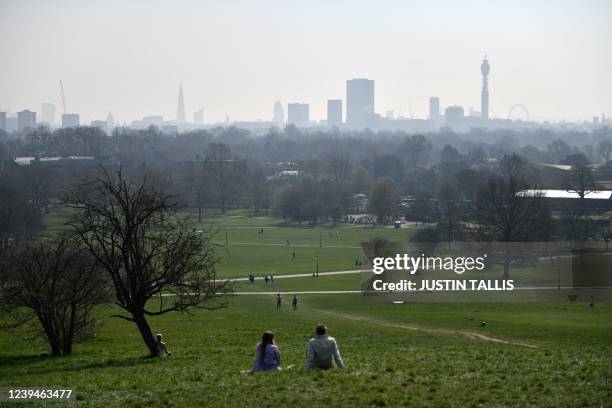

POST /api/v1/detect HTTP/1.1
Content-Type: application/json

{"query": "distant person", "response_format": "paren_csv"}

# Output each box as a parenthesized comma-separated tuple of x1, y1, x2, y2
(156, 333, 172, 356)
(276, 293, 282, 309)
(270, 275, 274, 283)
(292, 251, 296, 260)
(292, 294, 298, 310)
(253, 331, 281, 372)
(265, 276, 269, 284)
(286, 239, 290, 245)
(305, 324, 344, 371)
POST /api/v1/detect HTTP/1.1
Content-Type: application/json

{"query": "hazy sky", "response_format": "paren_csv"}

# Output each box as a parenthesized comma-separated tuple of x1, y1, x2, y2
(1, 0, 611, 124)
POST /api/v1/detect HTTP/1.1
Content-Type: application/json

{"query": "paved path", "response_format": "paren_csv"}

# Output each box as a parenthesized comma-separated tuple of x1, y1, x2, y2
(212, 240, 362, 249)
(227, 269, 367, 281)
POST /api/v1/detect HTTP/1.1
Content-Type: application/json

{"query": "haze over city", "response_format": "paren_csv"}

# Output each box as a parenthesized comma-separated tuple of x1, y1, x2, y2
(1, 0, 611, 125)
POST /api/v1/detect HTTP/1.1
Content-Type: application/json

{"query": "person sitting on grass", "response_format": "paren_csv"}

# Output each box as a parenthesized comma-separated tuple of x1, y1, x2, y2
(156, 333, 172, 356)
(305, 324, 344, 371)
(253, 331, 281, 372)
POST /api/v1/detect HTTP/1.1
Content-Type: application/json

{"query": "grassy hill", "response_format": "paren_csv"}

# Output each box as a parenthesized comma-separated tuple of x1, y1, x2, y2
(0, 294, 610, 407)
(4, 207, 606, 406)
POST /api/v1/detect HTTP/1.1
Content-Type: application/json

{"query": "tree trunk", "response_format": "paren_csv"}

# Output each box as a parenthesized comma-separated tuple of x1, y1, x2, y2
(133, 311, 159, 357)
(502, 261, 510, 279)
(40, 317, 61, 356)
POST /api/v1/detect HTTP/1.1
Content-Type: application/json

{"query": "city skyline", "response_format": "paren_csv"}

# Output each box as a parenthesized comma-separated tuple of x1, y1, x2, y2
(1, 0, 611, 124)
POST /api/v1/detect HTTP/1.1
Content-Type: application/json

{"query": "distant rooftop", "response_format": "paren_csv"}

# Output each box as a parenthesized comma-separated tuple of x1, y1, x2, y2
(518, 189, 612, 200)
(13, 156, 95, 166)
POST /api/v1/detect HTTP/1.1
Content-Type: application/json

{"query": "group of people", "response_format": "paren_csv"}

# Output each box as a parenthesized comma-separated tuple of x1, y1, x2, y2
(246, 274, 277, 284)
(155, 324, 344, 373)
(253, 324, 344, 372)
(276, 293, 298, 310)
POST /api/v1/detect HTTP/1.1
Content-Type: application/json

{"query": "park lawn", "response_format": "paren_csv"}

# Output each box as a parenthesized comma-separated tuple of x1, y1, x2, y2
(234, 273, 361, 292)
(42, 206, 414, 278)
(0, 294, 610, 407)
(215, 244, 363, 278)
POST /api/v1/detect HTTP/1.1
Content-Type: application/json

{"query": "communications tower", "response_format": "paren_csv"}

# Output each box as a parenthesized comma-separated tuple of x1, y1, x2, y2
(481, 56, 490, 120)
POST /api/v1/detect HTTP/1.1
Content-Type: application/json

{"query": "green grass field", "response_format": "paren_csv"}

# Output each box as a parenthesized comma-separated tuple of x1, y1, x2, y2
(1, 207, 607, 407)
(42, 207, 412, 278)
(0, 295, 610, 407)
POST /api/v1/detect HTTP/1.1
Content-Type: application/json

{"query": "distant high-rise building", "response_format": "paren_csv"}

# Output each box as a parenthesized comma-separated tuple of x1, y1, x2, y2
(61, 113, 80, 128)
(481, 56, 490, 120)
(0, 111, 6, 131)
(17, 109, 36, 134)
(194, 108, 204, 125)
(346, 78, 375, 128)
(91, 120, 107, 132)
(41, 103, 56, 126)
(429, 97, 440, 120)
(445, 106, 464, 126)
(273, 101, 285, 124)
(6, 117, 18, 133)
(106, 113, 115, 130)
(327, 100, 342, 127)
(287, 103, 309, 127)
(143, 116, 163, 126)
(177, 83, 186, 124)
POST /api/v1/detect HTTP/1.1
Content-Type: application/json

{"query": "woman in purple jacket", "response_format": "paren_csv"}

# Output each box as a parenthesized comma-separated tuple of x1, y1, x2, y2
(253, 331, 281, 372)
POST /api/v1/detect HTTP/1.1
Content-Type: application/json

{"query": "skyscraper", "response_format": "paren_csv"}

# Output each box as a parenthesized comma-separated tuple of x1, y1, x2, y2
(481, 56, 490, 120)
(429, 97, 440, 120)
(177, 83, 186, 124)
(106, 113, 115, 130)
(346, 78, 375, 128)
(273, 101, 285, 124)
(445, 106, 464, 126)
(194, 108, 204, 125)
(327, 99, 342, 127)
(17, 109, 36, 134)
(0, 111, 6, 131)
(61, 113, 80, 128)
(41, 102, 56, 126)
(287, 103, 309, 127)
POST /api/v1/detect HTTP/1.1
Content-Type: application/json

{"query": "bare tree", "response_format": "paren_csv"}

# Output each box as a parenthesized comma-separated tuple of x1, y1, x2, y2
(474, 155, 554, 278)
(368, 177, 400, 224)
(65, 169, 233, 356)
(205, 143, 234, 213)
(565, 165, 598, 200)
(0, 183, 43, 249)
(0, 235, 109, 355)
(597, 140, 612, 163)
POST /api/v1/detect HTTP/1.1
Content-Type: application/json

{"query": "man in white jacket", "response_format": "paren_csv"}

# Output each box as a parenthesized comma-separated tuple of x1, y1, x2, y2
(305, 324, 345, 371)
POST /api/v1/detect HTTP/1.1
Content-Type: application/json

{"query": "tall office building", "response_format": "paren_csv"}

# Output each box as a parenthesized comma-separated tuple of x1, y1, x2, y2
(327, 99, 342, 127)
(445, 106, 464, 126)
(194, 108, 204, 125)
(62, 113, 80, 128)
(287, 103, 309, 127)
(177, 83, 186, 124)
(17, 109, 36, 134)
(429, 97, 440, 120)
(346, 78, 374, 128)
(0, 111, 6, 131)
(481, 56, 490, 120)
(273, 101, 285, 124)
(41, 102, 56, 126)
